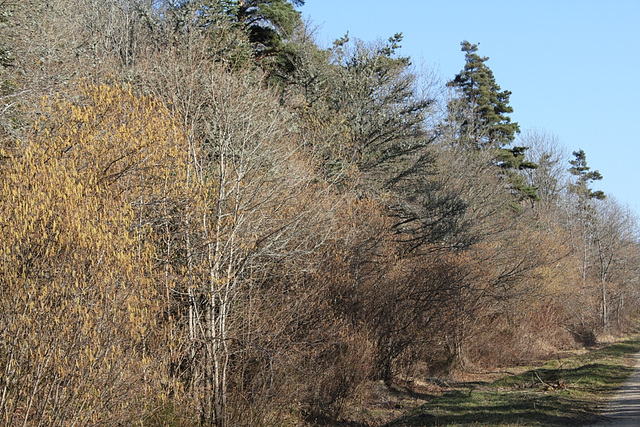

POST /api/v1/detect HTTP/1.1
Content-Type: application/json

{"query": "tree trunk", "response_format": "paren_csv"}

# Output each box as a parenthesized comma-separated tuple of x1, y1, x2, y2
(601, 279, 608, 330)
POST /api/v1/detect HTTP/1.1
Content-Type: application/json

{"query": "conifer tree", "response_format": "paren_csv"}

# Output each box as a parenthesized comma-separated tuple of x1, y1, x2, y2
(495, 145, 540, 204)
(447, 41, 519, 150)
(177, 0, 304, 70)
(447, 41, 537, 204)
(569, 149, 606, 202)
(234, 0, 304, 59)
(568, 148, 606, 306)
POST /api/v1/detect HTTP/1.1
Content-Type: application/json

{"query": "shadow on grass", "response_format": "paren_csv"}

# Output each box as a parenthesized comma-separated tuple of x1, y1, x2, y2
(386, 389, 608, 426)
(385, 339, 640, 426)
(494, 363, 635, 392)
(596, 339, 640, 356)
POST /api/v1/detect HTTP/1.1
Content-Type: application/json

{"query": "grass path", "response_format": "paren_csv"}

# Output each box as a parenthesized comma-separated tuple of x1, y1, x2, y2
(592, 350, 640, 426)
(379, 337, 640, 426)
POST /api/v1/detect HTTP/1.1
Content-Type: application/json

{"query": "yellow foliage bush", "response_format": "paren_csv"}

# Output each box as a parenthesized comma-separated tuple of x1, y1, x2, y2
(0, 83, 187, 425)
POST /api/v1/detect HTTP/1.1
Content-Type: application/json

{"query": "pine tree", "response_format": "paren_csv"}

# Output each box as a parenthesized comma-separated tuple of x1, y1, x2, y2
(568, 149, 606, 326)
(569, 149, 606, 202)
(447, 41, 520, 150)
(447, 41, 537, 204)
(495, 145, 539, 204)
(235, 0, 304, 60)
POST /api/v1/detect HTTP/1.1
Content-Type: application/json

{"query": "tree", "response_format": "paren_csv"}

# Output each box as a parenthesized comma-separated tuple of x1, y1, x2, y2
(233, 0, 304, 60)
(495, 145, 539, 206)
(321, 33, 433, 175)
(446, 41, 537, 205)
(447, 41, 519, 150)
(144, 45, 329, 423)
(569, 149, 605, 202)
(592, 198, 637, 329)
(191, 70, 316, 426)
(168, 0, 304, 71)
(313, 35, 476, 252)
(0, 82, 181, 425)
(519, 129, 569, 216)
(567, 149, 606, 331)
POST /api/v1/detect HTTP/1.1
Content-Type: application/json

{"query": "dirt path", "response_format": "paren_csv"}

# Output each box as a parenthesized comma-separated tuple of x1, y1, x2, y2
(593, 351, 640, 426)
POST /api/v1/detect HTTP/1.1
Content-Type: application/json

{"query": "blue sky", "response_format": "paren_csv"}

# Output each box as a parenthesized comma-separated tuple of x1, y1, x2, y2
(299, 0, 640, 215)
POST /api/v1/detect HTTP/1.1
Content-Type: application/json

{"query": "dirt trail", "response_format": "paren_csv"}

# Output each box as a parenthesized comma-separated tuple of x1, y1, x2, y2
(593, 351, 640, 426)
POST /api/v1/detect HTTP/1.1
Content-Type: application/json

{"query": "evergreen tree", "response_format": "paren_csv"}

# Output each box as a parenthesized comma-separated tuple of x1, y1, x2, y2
(569, 149, 606, 202)
(207, 0, 303, 63)
(296, 33, 432, 176)
(235, 0, 304, 61)
(447, 41, 537, 204)
(568, 149, 606, 312)
(166, 0, 303, 71)
(447, 41, 520, 150)
(495, 146, 539, 204)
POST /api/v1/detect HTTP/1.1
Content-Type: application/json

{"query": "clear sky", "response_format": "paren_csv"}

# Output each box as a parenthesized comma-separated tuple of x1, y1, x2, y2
(299, 0, 640, 215)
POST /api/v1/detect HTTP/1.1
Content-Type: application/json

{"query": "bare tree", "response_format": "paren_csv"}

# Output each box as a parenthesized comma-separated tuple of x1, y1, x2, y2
(518, 128, 570, 214)
(141, 37, 331, 422)
(592, 197, 638, 329)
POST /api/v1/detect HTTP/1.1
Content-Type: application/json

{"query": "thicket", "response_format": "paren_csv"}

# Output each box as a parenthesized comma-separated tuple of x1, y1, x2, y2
(1, 1, 638, 426)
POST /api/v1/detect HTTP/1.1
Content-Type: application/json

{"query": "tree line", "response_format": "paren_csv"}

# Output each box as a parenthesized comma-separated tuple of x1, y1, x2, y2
(1, 1, 638, 425)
